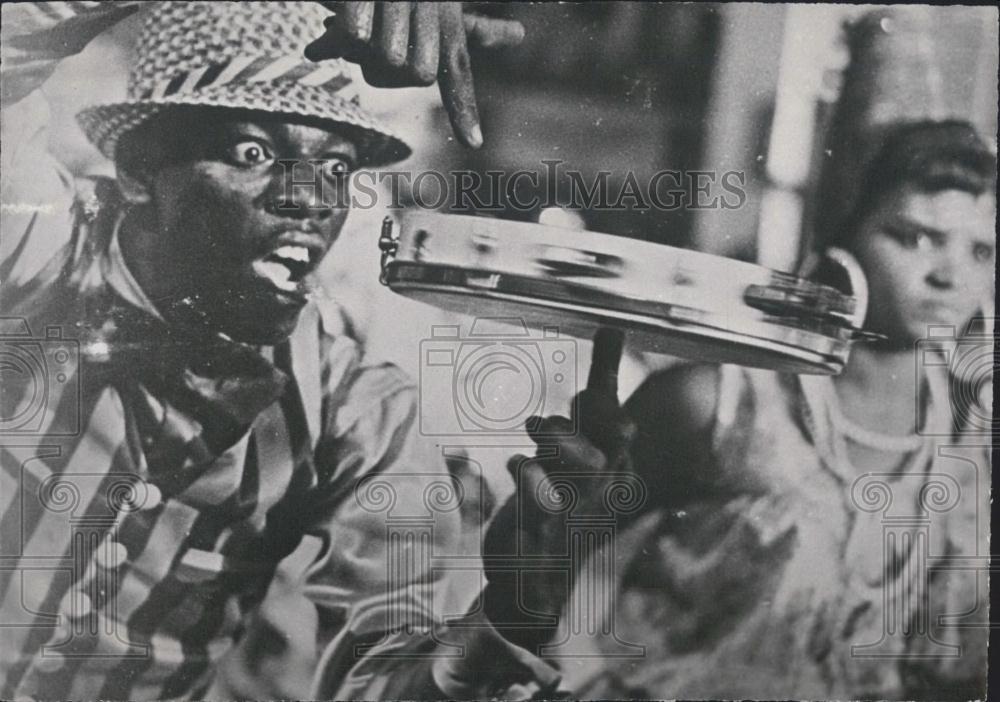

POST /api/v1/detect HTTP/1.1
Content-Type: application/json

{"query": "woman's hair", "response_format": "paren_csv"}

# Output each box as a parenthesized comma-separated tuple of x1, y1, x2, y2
(840, 120, 996, 247)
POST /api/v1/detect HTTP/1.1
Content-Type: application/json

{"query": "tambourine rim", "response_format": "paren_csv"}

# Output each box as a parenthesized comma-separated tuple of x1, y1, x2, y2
(397, 212, 858, 314)
(401, 210, 776, 278)
(384, 261, 848, 374)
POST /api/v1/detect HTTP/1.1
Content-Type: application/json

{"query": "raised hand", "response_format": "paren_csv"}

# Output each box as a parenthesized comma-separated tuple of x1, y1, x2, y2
(306, 2, 525, 148)
(483, 328, 638, 650)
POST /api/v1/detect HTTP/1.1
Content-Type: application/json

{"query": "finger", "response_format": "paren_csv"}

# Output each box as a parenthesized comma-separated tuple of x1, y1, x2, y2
(576, 388, 636, 439)
(550, 434, 609, 473)
(408, 2, 439, 85)
(438, 3, 482, 148)
(377, 0, 410, 68)
(505, 453, 549, 513)
(342, 1, 375, 42)
(505, 453, 533, 478)
(483, 495, 517, 559)
(304, 16, 350, 61)
(360, 60, 413, 88)
(524, 415, 573, 443)
(587, 327, 625, 399)
(523, 419, 609, 473)
(462, 14, 525, 49)
(519, 460, 555, 526)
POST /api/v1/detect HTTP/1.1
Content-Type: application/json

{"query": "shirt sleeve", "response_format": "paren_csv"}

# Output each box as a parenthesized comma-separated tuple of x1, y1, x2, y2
(1, 1, 142, 106)
(210, 349, 563, 700)
(0, 91, 78, 290)
(304, 368, 560, 700)
(205, 351, 457, 699)
(304, 367, 461, 698)
(1, 1, 145, 290)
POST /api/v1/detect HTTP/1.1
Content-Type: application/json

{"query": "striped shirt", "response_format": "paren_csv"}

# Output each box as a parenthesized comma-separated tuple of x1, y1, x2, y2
(0, 125, 463, 701)
(0, 5, 566, 698)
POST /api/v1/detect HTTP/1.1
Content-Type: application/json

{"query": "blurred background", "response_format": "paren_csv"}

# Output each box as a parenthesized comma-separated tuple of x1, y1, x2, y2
(12, 2, 999, 509)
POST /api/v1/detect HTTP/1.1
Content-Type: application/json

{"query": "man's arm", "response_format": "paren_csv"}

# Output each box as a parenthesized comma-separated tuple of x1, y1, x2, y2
(0, 2, 141, 288)
(211, 353, 559, 700)
(1, 2, 141, 106)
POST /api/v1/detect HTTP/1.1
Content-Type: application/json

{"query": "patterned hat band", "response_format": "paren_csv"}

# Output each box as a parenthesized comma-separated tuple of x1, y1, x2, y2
(77, 1, 410, 167)
(142, 54, 359, 103)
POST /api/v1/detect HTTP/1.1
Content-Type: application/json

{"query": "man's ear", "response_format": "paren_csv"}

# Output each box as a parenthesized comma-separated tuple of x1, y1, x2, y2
(116, 166, 152, 205)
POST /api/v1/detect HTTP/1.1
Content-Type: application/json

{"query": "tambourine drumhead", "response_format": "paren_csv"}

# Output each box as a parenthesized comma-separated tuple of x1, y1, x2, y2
(380, 212, 863, 375)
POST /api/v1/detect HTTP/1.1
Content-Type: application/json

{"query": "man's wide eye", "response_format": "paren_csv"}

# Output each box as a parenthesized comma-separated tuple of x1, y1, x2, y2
(228, 140, 273, 166)
(323, 158, 353, 180)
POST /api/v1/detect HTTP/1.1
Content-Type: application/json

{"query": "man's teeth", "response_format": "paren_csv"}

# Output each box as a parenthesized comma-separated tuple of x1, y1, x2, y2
(253, 259, 300, 292)
(252, 245, 316, 293)
(272, 245, 310, 264)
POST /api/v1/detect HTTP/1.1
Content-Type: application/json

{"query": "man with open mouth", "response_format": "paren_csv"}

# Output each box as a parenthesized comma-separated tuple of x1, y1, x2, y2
(0, 2, 546, 700)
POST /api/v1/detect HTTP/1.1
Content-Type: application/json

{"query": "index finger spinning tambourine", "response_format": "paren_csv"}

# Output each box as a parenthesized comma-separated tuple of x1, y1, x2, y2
(378, 212, 873, 374)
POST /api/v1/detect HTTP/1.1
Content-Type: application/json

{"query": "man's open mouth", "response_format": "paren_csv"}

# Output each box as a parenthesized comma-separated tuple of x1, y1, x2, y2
(252, 245, 316, 295)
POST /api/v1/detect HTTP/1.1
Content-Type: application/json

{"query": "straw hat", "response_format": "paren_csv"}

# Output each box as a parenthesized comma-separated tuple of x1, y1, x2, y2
(77, 1, 411, 167)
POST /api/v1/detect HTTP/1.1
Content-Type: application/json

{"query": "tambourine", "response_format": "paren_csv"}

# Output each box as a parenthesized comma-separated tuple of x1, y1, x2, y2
(378, 212, 873, 374)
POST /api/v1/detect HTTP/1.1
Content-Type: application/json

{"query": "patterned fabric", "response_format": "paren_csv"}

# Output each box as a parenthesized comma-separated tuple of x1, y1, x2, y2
(77, 0, 409, 166)
(550, 365, 989, 700)
(0, 0, 411, 166)
(0, 36, 558, 700)
(0, 2, 143, 105)
(0, 172, 458, 700)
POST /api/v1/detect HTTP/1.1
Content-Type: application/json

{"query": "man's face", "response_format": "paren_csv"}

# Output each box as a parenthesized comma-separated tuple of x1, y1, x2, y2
(136, 113, 357, 344)
(852, 185, 995, 345)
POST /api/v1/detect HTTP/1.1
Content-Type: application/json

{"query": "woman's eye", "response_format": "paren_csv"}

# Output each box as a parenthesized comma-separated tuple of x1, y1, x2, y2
(228, 140, 273, 166)
(892, 227, 932, 251)
(972, 242, 994, 263)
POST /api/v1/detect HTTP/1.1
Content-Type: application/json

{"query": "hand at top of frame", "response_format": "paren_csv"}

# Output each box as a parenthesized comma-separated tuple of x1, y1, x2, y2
(306, 2, 525, 148)
(482, 328, 640, 651)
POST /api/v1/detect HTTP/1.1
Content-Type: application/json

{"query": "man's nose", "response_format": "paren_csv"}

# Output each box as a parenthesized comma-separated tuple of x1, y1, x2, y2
(266, 164, 339, 220)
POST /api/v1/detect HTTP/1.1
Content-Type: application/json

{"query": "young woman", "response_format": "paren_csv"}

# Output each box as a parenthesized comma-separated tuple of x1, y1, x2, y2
(490, 8, 995, 700)
(600, 117, 995, 701)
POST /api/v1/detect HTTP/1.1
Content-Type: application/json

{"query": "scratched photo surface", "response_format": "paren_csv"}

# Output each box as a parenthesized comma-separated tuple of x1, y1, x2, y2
(0, 3, 995, 701)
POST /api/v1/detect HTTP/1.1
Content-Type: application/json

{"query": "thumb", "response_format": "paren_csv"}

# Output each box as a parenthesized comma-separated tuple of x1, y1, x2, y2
(586, 327, 624, 399)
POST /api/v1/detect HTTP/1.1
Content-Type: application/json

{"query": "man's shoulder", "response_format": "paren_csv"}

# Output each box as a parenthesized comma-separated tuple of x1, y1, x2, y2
(314, 298, 415, 394)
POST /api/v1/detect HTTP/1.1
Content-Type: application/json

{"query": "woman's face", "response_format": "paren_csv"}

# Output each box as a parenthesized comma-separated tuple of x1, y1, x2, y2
(852, 185, 995, 346)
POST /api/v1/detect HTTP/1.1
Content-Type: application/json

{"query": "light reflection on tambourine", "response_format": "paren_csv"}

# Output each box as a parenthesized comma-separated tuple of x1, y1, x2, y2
(378, 213, 879, 375)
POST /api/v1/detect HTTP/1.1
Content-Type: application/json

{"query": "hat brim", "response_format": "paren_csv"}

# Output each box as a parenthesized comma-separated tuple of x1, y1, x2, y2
(76, 81, 412, 168)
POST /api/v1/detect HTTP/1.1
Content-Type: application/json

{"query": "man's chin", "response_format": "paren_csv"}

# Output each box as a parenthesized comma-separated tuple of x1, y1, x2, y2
(166, 285, 308, 347)
(220, 309, 303, 346)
